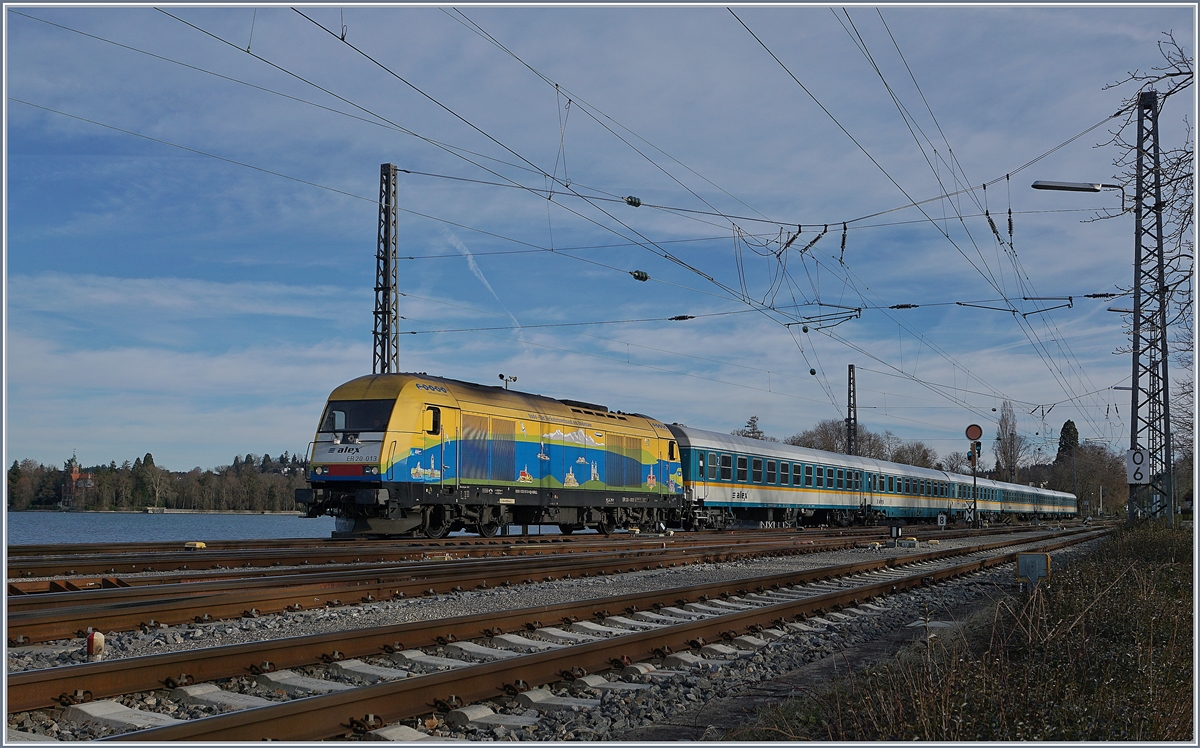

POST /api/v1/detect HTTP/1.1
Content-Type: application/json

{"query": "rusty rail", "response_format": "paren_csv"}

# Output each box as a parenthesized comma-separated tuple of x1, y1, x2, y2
(110, 530, 1107, 741)
(7, 528, 1105, 714)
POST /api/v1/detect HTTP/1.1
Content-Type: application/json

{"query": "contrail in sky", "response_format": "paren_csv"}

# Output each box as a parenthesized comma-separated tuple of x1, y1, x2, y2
(445, 232, 524, 335)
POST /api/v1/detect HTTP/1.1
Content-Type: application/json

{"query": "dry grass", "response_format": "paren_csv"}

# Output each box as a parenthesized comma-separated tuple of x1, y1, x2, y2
(731, 522, 1193, 741)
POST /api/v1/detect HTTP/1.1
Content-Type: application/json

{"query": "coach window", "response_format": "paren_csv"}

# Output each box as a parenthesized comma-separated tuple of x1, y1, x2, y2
(834, 468, 842, 489)
(815, 466, 824, 488)
(752, 458, 764, 483)
(794, 463, 804, 486)
(779, 462, 789, 486)
(804, 465, 814, 487)
(903, 477, 910, 494)
(720, 454, 732, 481)
(736, 456, 748, 482)
(855, 472, 862, 490)
(696, 452, 704, 480)
(708, 452, 718, 481)
(766, 460, 776, 484)
(886, 475, 893, 492)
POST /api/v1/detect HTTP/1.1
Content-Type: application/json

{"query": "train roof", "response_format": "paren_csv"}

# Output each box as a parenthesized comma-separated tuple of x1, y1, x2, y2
(327, 373, 670, 434)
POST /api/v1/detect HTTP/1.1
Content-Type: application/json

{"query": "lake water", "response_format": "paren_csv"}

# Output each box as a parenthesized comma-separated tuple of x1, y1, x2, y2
(4, 512, 575, 546)
(5, 512, 337, 546)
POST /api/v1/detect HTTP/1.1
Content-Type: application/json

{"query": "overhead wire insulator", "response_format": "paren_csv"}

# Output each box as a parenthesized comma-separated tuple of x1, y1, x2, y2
(668, 315, 695, 321)
(889, 304, 919, 309)
(624, 196, 642, 207)
(629, 270, 650, 282)
(839, 222, 847, 263)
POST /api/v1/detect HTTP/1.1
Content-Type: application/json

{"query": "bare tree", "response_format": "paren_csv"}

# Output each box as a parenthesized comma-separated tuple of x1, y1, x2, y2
(942, 450, 970, 475)
(890, 440, 939, 469)
(1096, 32, 1194, 357)
(785, 419, 845, 452)
(993, 400, 1028, 483)
(785, 419, 938, 467)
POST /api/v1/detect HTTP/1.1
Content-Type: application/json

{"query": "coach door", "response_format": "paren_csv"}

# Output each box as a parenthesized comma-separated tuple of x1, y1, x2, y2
(422, 405, 460, 490)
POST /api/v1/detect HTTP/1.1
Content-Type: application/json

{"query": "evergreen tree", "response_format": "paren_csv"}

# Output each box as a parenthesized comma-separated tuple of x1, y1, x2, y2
(1056, 420, 1080, 463)
(733, 415, 776, 441)
(8, 460, 22, 499)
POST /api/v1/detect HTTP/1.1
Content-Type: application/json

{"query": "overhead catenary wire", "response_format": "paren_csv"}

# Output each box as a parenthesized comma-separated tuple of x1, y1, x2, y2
(28, 9, 1125, 440)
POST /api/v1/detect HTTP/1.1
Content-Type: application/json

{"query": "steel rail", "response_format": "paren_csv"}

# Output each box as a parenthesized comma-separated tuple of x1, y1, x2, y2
(107, 530, 1107, 741)
(7, 528, 1102, 713)
(6, 526, 893, 558)
(6, 536, 865, 643)
(6, 529, 850, 578)
(6, 525, 1040, 584)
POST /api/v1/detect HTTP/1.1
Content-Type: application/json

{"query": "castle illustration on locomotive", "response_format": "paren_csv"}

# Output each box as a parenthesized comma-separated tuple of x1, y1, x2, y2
(295, 372, 1075, 537)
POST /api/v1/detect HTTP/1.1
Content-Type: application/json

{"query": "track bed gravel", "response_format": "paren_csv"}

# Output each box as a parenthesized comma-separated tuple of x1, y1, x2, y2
(6, 528, 1097, 742)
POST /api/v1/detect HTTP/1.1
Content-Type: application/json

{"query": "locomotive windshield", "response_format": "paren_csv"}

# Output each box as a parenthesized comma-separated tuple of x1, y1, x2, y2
(319, 399, 395, 433)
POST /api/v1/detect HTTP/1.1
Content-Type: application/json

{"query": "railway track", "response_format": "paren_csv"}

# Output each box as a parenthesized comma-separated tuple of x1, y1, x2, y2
(6, 534, 888, 643)
(6, 526, 1062, 644)
(6, 527, 1107, 741)
(6, 524, 1044, 580)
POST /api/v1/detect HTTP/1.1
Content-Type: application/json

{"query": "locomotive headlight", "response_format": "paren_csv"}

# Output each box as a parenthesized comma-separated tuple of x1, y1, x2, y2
(370, 467, 379, 475)
(314, 466, 324, 475)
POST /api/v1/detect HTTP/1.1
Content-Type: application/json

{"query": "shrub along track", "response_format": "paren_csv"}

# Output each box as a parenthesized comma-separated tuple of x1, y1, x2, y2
(5, 527, 1107, 740)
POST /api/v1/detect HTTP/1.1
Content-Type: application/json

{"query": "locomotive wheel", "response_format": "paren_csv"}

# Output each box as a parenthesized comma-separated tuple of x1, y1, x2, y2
(475, 509, 499, 537)
(422, 505, 452, 539)
(597, 512, 617, 536)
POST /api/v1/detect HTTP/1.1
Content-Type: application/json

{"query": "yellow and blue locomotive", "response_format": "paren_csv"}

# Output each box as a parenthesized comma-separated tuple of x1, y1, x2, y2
(295, 373, 685, 537)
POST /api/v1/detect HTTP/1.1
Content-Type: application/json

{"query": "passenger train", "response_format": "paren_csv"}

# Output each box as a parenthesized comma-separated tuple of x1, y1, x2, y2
(295, 373, 1076, 537)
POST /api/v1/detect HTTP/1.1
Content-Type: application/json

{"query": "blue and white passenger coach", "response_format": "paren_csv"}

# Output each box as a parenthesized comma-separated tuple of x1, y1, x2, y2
(668, 426, 1076, 527)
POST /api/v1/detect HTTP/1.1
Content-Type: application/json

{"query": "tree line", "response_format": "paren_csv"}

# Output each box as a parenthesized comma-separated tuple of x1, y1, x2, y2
(7, 452, 309, 512)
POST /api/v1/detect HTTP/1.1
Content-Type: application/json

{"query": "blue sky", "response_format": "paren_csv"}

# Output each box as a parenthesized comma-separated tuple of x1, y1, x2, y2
(5, 4, 1194, 471)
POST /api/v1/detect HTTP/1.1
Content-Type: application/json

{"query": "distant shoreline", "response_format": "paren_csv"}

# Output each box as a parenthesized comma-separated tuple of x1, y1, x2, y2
(6, 509, 302, 516)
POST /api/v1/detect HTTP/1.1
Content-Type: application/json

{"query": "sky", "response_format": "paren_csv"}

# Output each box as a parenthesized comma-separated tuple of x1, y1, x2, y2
(4, 3, 1195, 472)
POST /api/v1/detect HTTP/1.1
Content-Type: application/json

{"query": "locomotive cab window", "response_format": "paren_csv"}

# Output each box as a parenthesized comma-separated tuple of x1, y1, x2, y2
(720, 454, 732, 481)
(708, 452, 718, 480)
(320, 399, 395, 433)
(668, 441, 677, 461)
(736, 456, 748, 482)
(423, 406, 442, 435)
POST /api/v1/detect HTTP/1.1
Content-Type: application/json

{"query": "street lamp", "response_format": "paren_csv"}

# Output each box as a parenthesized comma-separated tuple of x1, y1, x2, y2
(1033, 159, 1174, 526)
(499, 374, 517, 390)
(1031, 180, 1126, 206)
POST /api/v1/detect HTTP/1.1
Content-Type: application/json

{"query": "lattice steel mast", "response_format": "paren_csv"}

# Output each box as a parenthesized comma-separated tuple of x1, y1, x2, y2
(845, 364, 857, 456)
(1128, 91, 1174, 524)
(374, 164, 400, 374)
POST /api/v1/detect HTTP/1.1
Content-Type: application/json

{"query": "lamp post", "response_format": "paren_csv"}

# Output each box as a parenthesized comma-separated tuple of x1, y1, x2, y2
(1032, 91, 1174, 527)
(499, 374, 517, 390)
